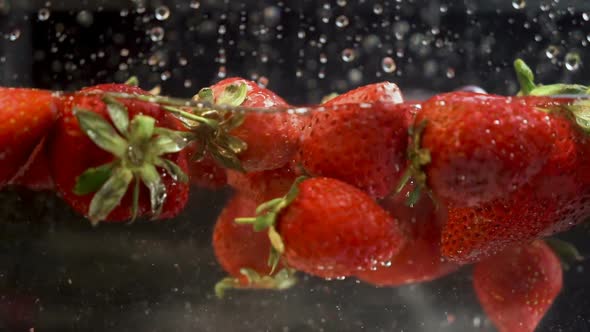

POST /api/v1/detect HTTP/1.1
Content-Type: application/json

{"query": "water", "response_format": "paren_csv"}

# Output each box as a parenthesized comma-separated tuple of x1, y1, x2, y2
(1, 1, 590, 331)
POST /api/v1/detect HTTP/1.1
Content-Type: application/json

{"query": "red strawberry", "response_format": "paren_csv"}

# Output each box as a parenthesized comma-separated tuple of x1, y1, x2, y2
(299, 102, 411, 199)
(9, 137, 54, 191)
(226, 163, 297, 204)
(237, 177, 407, 279)
(356, 181, 459, 286)
(49, 84, 190, 223)
(213, 194, 296, 297)
(187, 155, 227, 190)
(323, 81, 404, 105)
(473, 241, 562, 332)
(412, 92, 561, 207)
(441, 101, 590, 263)
(186, 77, 303, 174)
(0, 88, 58, 188)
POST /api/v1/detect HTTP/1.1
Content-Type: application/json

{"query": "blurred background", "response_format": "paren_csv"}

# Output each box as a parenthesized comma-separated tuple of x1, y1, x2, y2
(0, 0, 590, 331)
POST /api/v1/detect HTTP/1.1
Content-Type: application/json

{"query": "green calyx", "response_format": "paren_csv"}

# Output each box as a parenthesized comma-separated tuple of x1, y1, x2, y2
(514, 59, 590, 133)
(394, 120, 433, 207)
(235, 176, 307, 273)
(214, 267, 297, 298)
(73, 97, 191, 224)
(514, 59, 590, 96)
(545, 238, 583, 270)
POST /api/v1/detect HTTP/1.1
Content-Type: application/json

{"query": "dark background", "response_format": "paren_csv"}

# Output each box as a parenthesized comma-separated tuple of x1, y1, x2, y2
(0, 0, 590, 331)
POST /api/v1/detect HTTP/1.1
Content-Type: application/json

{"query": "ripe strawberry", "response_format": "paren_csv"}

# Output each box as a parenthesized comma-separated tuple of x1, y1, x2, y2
(9, 137, 54, 191)
(0, 88, 58, 188)
(226, 163, 297, 204)
(187, 155, 228, 190)
(188, 77, 303, 173)
(356, 181, 459, 286)
(213, 194, 296, 297)
(473, 241, 562, 332)
(412, 92, 561, 207)
(299, 102, 410, 199)
(49, 84, 190, 223)
(323, 81, 404, 105)
(237, 177, 407, 278)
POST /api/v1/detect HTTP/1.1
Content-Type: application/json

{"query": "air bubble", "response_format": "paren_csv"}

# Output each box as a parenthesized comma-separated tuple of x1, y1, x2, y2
(373, 4, 384, 15)
(381, 57, 396, 73)
(150, 27, 165, 42)
(512, 0, 526, 9)
(341, 48, 356, 62)
(155, 6, 170, 21)
(335, 15, 349, 28)
(38, 8, 50, 21)
(8, 28, 20, 41)
(565, 52, 582, 71)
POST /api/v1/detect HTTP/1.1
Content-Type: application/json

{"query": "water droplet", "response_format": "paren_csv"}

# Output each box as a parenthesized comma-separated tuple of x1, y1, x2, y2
(178, 57, 188, 66)
(583, 12, 590, 21)
(160, 71, 171, 81)
(319, 53, 327, 64)
(446, 67, 456, 78)
(545, 45, 559, 59)
(440, 5, 448, 13)
(512, 0, 526, 9)
(38, 8, 50, 21)
(341, 48, 356, 62)
(8, 28, 20, 41)
(337, 0, 347, 7)
(217, 66, 227, 78)
(155, 6, 170, 21)
(257, 76, 269, 88)
(381, 57, 396, 73)
(373, 3, 384, 15)
(335, 15, 349, 28)
(150, 27, 165, 42)
(76, 10, 94, 27)
(540, 1, 550, 11)
(565, 52, 582, 71)
(189, 1, 200, 9)
(297, 30, 306, 39)
(184, 80, 192, 88)
(120, 48, 130, 57)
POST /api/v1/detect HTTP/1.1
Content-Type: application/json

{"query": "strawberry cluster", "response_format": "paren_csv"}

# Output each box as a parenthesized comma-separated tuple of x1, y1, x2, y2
(1, 60, 587, 332)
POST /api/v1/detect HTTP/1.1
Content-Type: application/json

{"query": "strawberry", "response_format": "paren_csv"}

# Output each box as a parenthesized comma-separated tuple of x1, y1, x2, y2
(356, 181, 459, 286)
(441, 61, 590, 263)
(187, 155, 228, 190)
(188, 77, 302, 173)
(473, 240, 562, 332)
(323, 81, 404, 105)
(299, 102, 411, 199)
(410, 91, 561, 207)
(8, 137, 54, 191)
(226, 163, 297, 204)
(237, 177, 407, 279)
(49, 84, 191, 223)
(0, 88, 58, 188)
(212, 194, 296, 297)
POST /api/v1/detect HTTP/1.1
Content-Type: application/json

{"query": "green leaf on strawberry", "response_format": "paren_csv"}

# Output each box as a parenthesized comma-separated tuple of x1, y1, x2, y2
(74, 98, 190, 224)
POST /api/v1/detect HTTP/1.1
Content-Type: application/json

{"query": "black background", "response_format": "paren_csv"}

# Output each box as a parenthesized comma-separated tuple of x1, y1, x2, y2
(0, 0, 590, 331)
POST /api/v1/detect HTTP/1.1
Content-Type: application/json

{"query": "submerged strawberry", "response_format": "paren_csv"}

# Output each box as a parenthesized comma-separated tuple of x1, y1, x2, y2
(49, 84, 190, 223)
(213, 194, 296, 297)
(356, 181, 459, 286)
(237, 177, 406, 279)
(0, 88, 58, 188)
(299, 102, 410, 199)
(226, 163, 297, 204)
(473, 240, 562, 332)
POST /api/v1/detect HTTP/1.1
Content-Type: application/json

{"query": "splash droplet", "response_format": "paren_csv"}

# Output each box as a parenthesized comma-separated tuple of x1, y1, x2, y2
(150, 27, 165, 42)
(341, 48, 356, 62)
(335, 15, 349, 28)
(512, 0, 526, 9)
(565, 52, 582, 71)
(337, 0, 347, 7)
(381, 57, 396, 73)
(446, 67, 456, 78)
(38, 8, 51, 21)
(8, 28, 20, 41)
(545, 45, 559, 59)
(373, 3, 384, 15)
(154, 6, 170, 21)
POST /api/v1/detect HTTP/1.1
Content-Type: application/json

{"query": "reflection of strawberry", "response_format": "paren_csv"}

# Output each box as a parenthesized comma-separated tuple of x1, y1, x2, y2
(299, 102, 410, 199)
(323, 81, 404, 105)
(356, 181, 458, 286)
(213, 194, 296, 297)
(49, 84, 190, 223)
(0, 88, 58, 188)
(237, 177, 406, 278)
(413, 92, 561, 207)
(441, 101, 590, 263)
(226, 163, 297, 204)
(473, 241, 562, 332)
